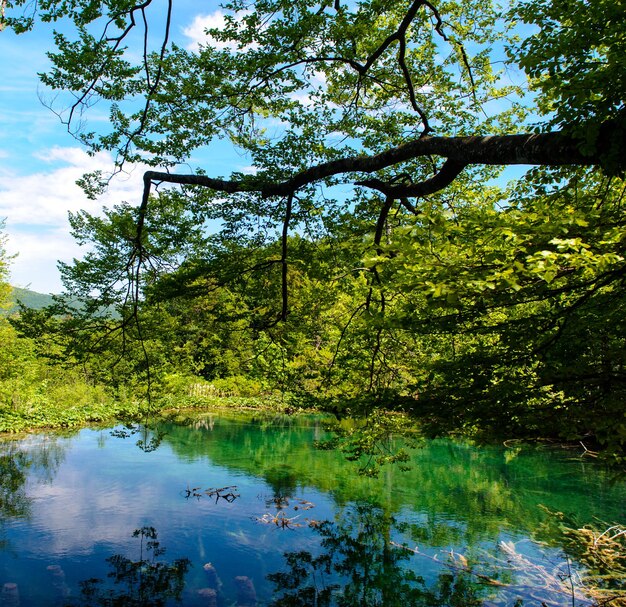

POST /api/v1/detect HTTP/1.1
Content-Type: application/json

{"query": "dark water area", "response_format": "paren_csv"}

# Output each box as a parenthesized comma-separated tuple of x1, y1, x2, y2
(0, 412, 624, 606)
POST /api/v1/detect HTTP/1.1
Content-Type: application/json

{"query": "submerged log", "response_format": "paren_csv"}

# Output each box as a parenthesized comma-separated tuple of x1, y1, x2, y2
(234, 575, 257, 607)
(197, 587, 218, 607)
(203, 562, 222, 591)
(1, 583, 19, 607)
(46, 565, 70, 598)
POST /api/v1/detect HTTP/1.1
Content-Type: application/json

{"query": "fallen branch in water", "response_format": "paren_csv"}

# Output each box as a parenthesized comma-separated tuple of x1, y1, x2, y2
(255, 511, 303, 529)
(391, 540, 596, 606)
(580, 441, 599, 458)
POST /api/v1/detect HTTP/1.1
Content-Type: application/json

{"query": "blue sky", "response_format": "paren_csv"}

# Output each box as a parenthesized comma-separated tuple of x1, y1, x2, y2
(1, 3, 532, 294)
(0, 2, 245, 293)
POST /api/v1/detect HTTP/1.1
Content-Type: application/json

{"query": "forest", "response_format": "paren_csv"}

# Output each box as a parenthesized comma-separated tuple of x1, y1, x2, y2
(0, 0, 625, 461)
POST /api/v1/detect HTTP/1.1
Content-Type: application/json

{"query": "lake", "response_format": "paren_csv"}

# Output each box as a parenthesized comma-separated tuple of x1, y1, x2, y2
(0, 412, 624, 606)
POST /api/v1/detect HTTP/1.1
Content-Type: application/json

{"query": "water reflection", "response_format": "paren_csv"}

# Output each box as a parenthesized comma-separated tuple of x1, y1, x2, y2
(158, 415, 625, 541)
(0, 448, 31, 521)
(62, 526, 261, 607)
(0, 418, 622, 606)
(0, 437, 66, 542)
(267, 504, 443, 607)
(64, 527, 190, 607)
(62, 509, 596, 607)
(61, 518, 486, 607)
(265, 504, 590, 607)
(110, 423, 165, 453)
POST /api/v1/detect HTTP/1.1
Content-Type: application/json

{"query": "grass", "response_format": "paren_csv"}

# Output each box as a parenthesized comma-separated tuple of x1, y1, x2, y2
(0, 385, 310, 435)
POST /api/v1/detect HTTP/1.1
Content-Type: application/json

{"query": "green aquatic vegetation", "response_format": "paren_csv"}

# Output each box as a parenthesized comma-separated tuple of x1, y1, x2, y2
(537, 509, 626, 606)
(157, 415, 626, 547)
(0, 394, 146, 434)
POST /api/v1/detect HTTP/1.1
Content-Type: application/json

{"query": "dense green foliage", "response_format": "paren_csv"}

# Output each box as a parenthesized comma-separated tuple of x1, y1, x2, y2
(69, 527, 191, 607)
(11, 168, 626, 459)
(0, 224, 145, 432)
(0, 221, 11, 310)
(2, 0, 625, 460)
(512, 0, 626, 169)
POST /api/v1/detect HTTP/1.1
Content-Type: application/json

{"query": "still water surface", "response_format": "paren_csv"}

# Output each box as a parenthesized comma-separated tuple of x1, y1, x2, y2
(0, 413, 624, 606)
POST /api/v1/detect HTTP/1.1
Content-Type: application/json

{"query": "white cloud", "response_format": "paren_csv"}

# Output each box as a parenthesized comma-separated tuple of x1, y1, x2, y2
(182, 9, 258, 52)
(25, 467, 163, 558)
(183, 10, 231, 51)
(0, 146, 148, 293)
(5, 229, 82, 293)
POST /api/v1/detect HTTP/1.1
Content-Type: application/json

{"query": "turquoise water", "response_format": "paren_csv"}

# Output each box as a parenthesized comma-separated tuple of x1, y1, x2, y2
(0, 413, 623, 606)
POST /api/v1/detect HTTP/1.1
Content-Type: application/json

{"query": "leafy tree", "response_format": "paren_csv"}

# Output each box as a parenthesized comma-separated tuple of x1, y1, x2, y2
(0, 221, 34, 408)
(512, 0, 626, 170)
(369, 168, 626, 450)
(4, 0, 621, 320)
(3, 0, 623, 259)
(0, 219, 12, 310)
(4, 1, 626, 454)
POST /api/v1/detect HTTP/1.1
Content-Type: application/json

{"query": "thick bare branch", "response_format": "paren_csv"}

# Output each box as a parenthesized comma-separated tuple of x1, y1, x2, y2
(141, 128, 615, 203)
(361, 0, 425, 72)
(356, 0, 435, 130)
(398, 35, 429, 127)
(365, 195, 394, 312)
(422, 0, 476, 100)
(356, 159, 466, 197)
(119, 0, 172, 162)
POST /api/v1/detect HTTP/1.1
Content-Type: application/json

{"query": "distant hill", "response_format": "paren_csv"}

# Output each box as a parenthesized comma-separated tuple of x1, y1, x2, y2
(7, 287, 57, 313)
(4, 286, 119, 318)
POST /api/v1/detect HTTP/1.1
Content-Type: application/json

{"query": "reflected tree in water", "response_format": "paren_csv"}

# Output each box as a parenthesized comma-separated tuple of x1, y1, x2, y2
(0, 438, 65, 521)
(62, 511, 600, 606)
(110, 424, 166, 453)
(0, 450, 31, 521)
(267, 504, 486, 607)
(66, 527, 190, 607)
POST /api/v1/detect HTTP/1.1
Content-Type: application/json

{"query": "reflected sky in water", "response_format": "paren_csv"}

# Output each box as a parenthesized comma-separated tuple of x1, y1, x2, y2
(0, 414, 623, 606)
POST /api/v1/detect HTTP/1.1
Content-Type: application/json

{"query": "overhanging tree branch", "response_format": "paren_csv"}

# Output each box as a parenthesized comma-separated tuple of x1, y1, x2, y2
(127, 122, 623, 328)
(357, 158, 466, 197)
(140, 127, 621, 205)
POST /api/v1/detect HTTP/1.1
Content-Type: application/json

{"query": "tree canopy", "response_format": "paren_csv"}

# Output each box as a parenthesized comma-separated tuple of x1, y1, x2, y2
(5, 0, 624, 182)
(3, 0, 623, 310)
(4, 0, 626, 457)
